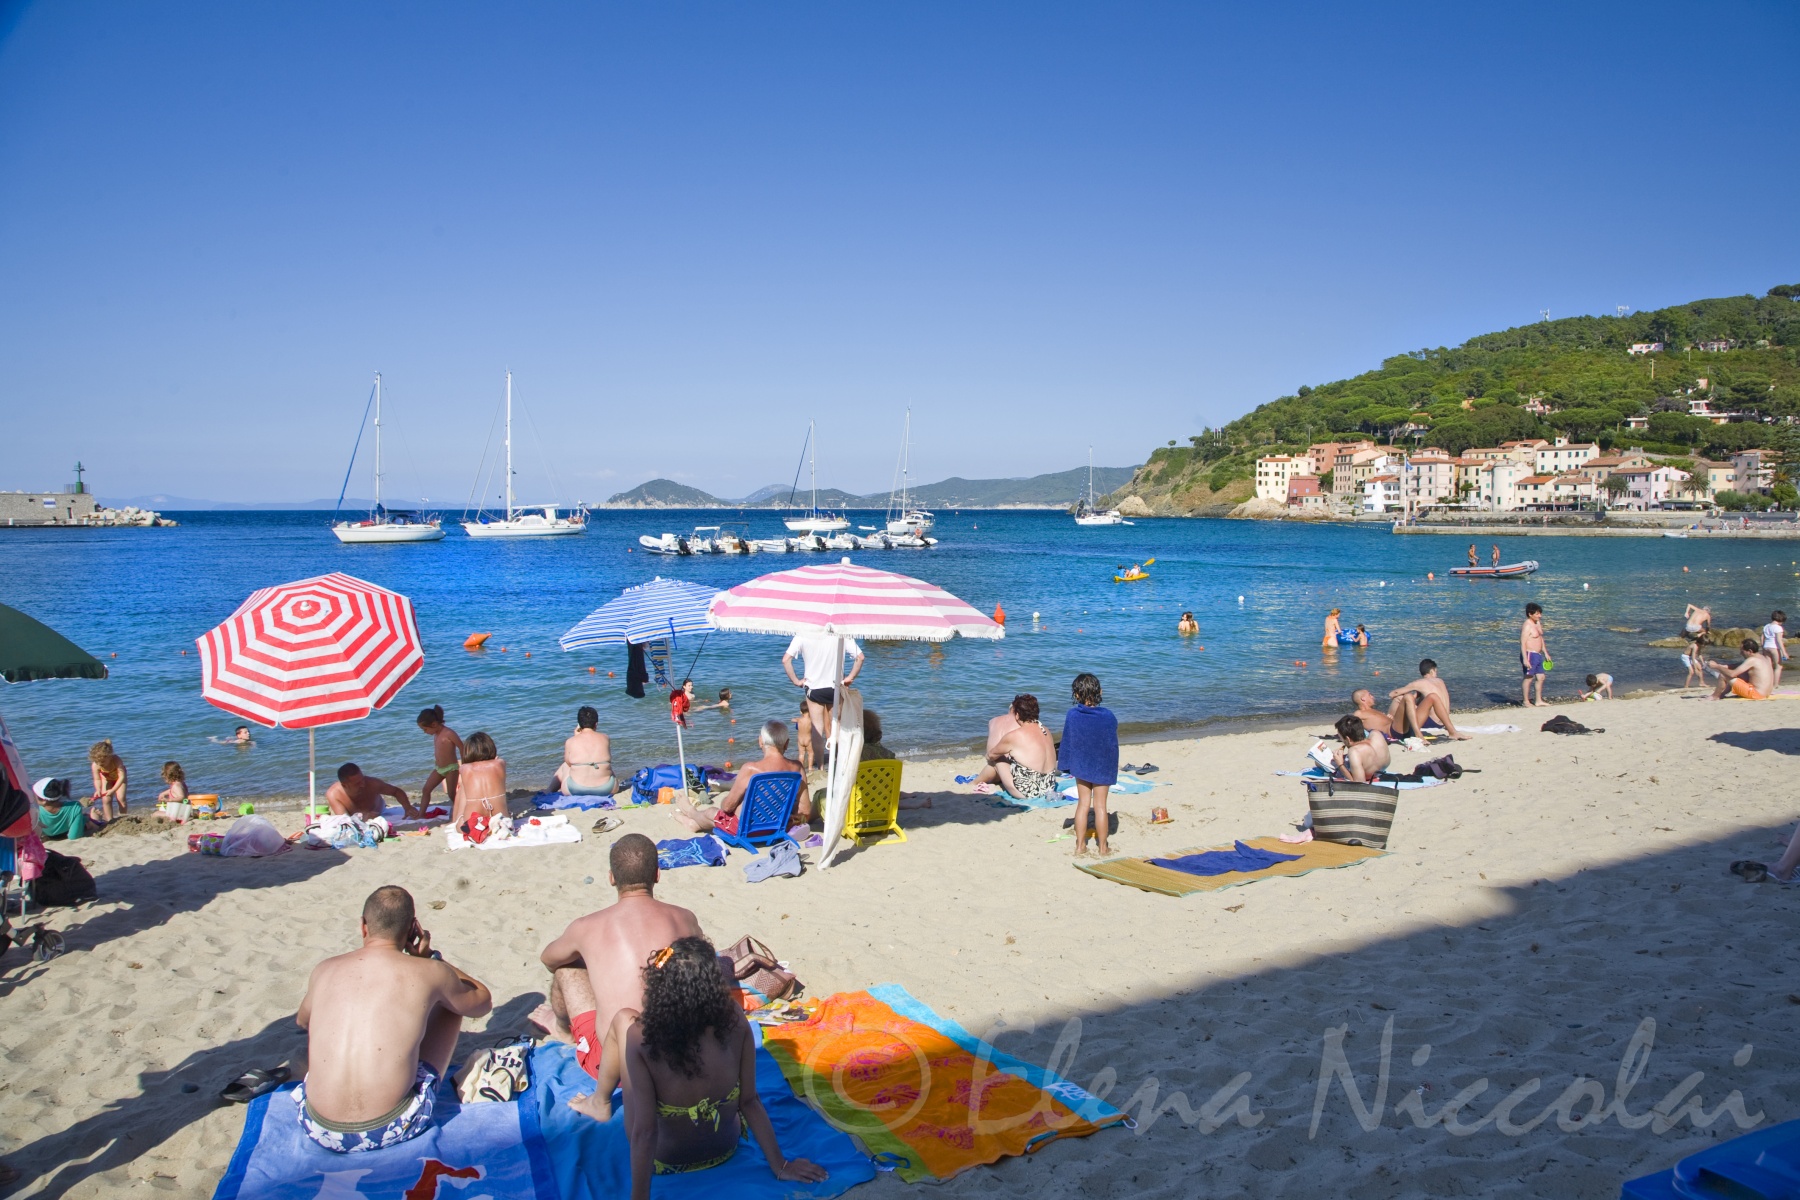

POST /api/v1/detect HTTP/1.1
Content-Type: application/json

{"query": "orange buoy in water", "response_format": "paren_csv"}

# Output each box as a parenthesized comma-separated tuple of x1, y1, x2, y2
(994, 603, 1006, 625)
(524, 651, 531, 657)
(588, 666, 596, 673)
(608, 671, 615, 677)
(727, 737, 736, 744)
(464, 633, 491, 650)
(723, 761, 732, 769)
(111, 652, 116, 658)
(181, 649, 187, 655)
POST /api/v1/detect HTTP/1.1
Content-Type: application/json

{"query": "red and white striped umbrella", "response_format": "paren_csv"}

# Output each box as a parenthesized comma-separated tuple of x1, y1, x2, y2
(705, 558, 1003, 642)
(197, 572, 424, 729)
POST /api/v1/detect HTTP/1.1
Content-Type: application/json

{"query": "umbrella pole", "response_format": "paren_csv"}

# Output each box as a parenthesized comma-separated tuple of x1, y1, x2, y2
(675, 722, 689, 800)
(308, 728, 316, 824)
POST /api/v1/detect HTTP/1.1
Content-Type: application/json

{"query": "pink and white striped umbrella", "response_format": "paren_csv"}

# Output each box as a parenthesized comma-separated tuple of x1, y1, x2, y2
(196, 572, 424, 729)
(706, 558, 1002, 642)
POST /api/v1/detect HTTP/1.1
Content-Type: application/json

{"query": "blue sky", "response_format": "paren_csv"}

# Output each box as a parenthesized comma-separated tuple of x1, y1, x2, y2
(2, 1, 1796, 505)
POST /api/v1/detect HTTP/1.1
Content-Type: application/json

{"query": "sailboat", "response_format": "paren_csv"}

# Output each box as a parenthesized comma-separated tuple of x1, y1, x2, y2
(1073, 447, 1130, 526)
(884, 408, 936, 539)
(331, 374, 446, 543)
(783, 422, 850, 534)
(461, 372, 586, 538)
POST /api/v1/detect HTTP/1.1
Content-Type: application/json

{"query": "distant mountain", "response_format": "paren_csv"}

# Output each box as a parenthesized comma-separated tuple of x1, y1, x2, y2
(606, 480, 728, 508)
(602, 466, 1142, 510)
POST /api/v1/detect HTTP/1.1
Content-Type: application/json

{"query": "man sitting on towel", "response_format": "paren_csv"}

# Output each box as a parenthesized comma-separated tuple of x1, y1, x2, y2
(1386, 659, 1472, 741)
(671, 719, 809, 837)
(324, 762, 419, 822)
(1709, 639, 1774, 701)
(295, 886, 493, 1153)
(1350, 689, 1395, 738)
(534, 833, 713, 1122)
(1330, 714, 1391, 782)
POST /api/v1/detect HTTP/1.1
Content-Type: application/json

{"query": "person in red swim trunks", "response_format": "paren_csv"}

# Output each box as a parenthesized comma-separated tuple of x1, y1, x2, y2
(533, 835, 707, 1121)
(671, 719, 809, 836)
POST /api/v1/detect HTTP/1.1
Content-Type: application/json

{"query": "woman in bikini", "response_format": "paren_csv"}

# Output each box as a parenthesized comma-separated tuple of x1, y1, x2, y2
(607, 937, 826, 1194)
(417, 706, 464, 812)
(88, 740, 128, 823)
(551, 706, 617, 795)
(451, 732, 507, 838)
(968, 694, 1058, 799)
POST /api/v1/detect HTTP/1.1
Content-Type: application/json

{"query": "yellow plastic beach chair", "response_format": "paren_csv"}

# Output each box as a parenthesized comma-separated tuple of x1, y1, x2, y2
(842, 759, 906, 846)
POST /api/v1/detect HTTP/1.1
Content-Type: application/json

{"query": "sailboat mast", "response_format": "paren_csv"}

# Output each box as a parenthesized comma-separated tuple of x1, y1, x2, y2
(504, 371, 514, 519)
(901, 409, 910, 510)
(372, 373, 382, 516)
(810, 420, 818, 515)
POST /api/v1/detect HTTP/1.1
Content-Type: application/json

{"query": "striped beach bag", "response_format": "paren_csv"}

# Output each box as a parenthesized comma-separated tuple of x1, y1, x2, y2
(1304, 778, 1399, 850)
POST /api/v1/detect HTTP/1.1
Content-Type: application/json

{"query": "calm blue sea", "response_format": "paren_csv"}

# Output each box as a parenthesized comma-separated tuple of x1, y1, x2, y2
(1, 510, 1794, 804)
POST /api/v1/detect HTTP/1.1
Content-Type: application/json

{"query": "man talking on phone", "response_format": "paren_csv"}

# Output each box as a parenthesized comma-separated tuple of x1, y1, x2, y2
(294, 886, 492, 1152)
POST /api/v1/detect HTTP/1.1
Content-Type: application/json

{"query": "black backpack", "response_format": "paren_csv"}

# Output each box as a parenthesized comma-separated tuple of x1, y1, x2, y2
(1541, 714, 1602, 735)
(35, 850, 96, 907)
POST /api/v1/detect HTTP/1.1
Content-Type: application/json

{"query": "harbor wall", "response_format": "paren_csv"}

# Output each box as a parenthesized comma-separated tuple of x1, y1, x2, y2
(0, 490, 97, 526)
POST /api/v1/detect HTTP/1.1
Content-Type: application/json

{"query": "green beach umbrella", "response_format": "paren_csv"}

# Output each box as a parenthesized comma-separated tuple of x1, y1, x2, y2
(0, 603, 108, 684)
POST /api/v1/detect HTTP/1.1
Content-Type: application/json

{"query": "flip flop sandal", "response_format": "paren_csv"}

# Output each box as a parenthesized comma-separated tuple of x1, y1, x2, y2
(29, 927, 64, 962)
(1730, 860, 1770, 883)
(591, 815, 623, 834)
(1134, 764, 1160, 774)
(221, 1065, 291, 1104)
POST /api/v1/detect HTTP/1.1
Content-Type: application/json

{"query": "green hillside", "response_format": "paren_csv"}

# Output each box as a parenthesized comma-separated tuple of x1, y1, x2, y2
(607, 466, 1139, 509)
(606, 479, 727, 507)
(1115, 287, 1800, 514)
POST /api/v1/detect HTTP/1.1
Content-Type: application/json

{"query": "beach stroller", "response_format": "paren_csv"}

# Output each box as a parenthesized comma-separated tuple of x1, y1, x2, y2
(712, 771, 802, 853)
(0, 762, 64, 963)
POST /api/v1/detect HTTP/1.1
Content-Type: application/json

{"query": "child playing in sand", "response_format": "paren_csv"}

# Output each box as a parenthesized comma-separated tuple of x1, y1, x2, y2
(88, 740, 127, 823)
(1579, 673, 1613, 701)
(1763, 610, 1788, 689)
(156, 761, 189, 804)
(1058, 673, 1119, 858)
(417, 706, 464, 810)
(1682, 635, 1711, 688)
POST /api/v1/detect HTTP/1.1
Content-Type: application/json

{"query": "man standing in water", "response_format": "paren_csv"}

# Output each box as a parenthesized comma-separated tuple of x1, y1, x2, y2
(1521, 601, 1549, 708)
(1491, 544, 1501, 568)
(1467, 544, 1478, 568)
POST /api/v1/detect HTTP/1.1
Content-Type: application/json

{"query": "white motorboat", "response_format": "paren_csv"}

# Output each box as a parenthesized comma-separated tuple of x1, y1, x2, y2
(1072, 447, 1131, 526)
(461, 373, 586, 538)
(823, 533, 861, 551)
(750, 538, 792, 553)
(884, 409, 936, 537)
(639, 533, 693, 555)
(782, 422, 850, 533)
(332, 374, 446, 543)
(888, 531, 937, 548)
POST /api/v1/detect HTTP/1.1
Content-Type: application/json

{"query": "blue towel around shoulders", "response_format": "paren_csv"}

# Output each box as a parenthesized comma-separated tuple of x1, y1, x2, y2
(1058, 705, 1120, 786)
(1149, 840, 1302, 877)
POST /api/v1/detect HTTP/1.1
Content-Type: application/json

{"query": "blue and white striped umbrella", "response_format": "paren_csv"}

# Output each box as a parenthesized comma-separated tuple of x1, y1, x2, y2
(558, 577, 722, 651)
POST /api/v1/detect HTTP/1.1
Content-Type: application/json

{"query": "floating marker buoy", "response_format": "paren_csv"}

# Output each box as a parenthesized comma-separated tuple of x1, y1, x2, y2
(181, 649, 187, 655)
(588, 666, 596, 673)
(727, 737, 736, 744)
(994, 604, 1006, 625)
(1373, 670, 1381, 675)
(1238, 596, 1245, 604)
(1583, 583, 1589, 590)
(730, 718, 736, 724)
(464, 633, 491, 650)
(111, 652, 116, 658)
(608, 671, 615, 677)
(524, 651, 531, 657)
(723, 761, 732, 769)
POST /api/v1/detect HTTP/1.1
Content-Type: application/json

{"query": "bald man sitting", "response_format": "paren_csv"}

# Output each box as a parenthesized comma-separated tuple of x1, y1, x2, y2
(295, 886, 492, 1153)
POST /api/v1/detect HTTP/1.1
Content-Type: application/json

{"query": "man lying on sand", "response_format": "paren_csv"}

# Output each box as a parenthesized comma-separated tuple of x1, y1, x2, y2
(1350, 689, 1394, 737)
(1331, 714, 1391, 783)
(1387, 659, 1471, 740)
(1709, 639, 1774, 701)
(325, 763, 418, 821)
(294, 886, 493, 1153)
(672, 719, 809, 836)
(534, 834, 708, 1121)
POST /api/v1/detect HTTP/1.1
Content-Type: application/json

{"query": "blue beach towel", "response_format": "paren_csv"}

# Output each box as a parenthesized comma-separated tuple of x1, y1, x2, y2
(213, 1070, 555, 1200)
(656, 834, 727, 869)
(1058, 705, 1119, 786)
(531, 1038, 873, 1200)
(533, 791, 617, 812)
(1150, 840, 1301, 877)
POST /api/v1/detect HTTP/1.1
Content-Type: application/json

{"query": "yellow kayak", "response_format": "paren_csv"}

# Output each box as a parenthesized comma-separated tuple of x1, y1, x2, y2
(1114, 572, 1149, 583)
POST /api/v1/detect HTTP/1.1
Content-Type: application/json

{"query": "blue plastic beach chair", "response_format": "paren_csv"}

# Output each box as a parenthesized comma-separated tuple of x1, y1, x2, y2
(712, 771, 803, 853)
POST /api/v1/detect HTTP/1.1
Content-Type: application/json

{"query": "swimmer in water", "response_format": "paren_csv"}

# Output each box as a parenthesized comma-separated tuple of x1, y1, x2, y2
(210, 725, 254, 746)
(1322, 608, 1342, 648)
(1177, 612, 1199, 635)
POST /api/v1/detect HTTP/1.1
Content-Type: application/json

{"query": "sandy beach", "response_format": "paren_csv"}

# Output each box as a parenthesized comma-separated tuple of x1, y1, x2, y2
(4, 688, 1797, 1198)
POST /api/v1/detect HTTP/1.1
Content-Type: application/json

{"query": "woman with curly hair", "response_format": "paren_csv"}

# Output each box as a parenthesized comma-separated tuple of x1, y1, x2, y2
(603, 935, 826, 1196)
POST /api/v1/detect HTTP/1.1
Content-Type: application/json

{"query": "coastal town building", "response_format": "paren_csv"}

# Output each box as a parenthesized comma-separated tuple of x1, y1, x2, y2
(1346, 451, 1400, 497)
(1611, 465, 1691, 511)
(1305, 440, 1372, 478)
(1624, 415, 1650, 430)
(1627, 342, 1665, 355)
(1580, 453, 1653, 485)
(1253, 454, 1314, 502)
(1287, 475, 1329, 511)
(1400, 450, 1457, 508)
(1534, 439, 1597, 475)
(1361, 474, 1401, 513)
(1697, 460, 1735, 495)
(1516, 473, 1598, 510)
(1731, 449, 1775, 494)
(1474, 459, 1532, 511)
(1333, 447, 1386, 495)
